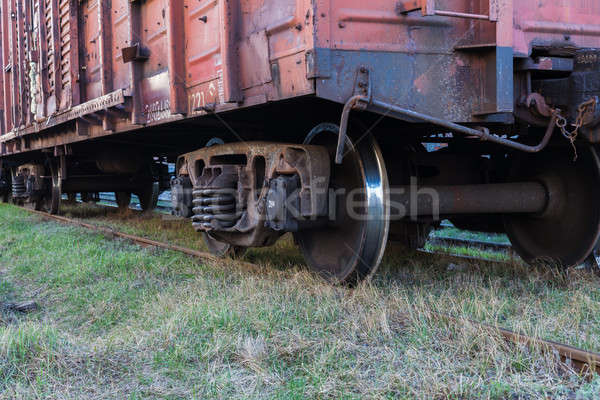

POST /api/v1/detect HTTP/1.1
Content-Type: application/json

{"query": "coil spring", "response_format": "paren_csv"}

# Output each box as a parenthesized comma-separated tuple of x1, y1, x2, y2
(12, 175, 25, 198)
(191, 188, 243, 231)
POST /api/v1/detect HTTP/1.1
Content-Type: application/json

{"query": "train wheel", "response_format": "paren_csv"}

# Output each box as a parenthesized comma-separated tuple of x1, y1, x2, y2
(0, 173, 10, 203)
(80, 192, 95, 203)
(505, 145, 600, 267)
(65, 193, 77, 204)
(293, 123, 390, 284)
(136, 182, 159, 211)
(115, 192, 132, 211)
(202, 233, 247, 258)
(34, 161, 61, 214)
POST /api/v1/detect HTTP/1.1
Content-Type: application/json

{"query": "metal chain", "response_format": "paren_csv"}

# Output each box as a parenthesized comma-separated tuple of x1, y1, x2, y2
(552, 97, 597, 161)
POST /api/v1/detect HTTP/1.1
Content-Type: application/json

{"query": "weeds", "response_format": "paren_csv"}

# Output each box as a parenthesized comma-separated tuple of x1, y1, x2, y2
(0, 203, 599, 399)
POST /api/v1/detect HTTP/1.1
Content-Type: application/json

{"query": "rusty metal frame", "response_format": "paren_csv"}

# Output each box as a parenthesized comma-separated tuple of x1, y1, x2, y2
(0, 89, 125, 140)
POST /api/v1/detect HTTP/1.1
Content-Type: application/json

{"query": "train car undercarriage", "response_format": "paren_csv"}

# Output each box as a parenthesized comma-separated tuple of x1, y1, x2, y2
(168, 48, 600, 283)
(168, 124, 600, 284)
(1, 43, 600, 283)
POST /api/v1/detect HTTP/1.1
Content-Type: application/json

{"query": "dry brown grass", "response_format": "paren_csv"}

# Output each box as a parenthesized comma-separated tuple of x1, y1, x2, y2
(1, 203, 600, 399)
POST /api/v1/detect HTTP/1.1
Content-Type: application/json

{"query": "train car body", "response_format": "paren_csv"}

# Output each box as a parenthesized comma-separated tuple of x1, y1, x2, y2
(1, 0, 600, 282)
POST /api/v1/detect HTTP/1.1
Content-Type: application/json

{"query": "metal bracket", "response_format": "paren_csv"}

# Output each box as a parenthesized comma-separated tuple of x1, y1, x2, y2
(353, 67, 372, 104)
(334, 68, 372, 164)
(122, 43, 150, 63)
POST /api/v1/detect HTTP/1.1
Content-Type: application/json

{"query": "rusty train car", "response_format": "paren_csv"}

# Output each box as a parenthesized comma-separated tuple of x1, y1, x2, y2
(1, 0, 600, 283)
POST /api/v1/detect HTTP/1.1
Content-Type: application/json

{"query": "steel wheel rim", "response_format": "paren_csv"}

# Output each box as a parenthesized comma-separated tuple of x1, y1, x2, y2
(295, 123, 389, 284)
(504, 145, 600, 267)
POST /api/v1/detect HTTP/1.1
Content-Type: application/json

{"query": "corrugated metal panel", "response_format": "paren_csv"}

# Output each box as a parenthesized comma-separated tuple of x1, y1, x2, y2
(0, 0, 316, 142)
(32, 0, 46, 121)
(46, 0, 60, 113)
(1, 0, 13, 133)
(81, 0, 101, 100)
(15, 0, 26, 128)
(59, 0, 71, 108)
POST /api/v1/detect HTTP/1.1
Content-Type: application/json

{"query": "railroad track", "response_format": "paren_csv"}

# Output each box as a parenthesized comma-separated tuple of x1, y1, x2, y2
(429, 236, 512, 252)
(17, 204, 600, 376)
(96, 192, 516, 256)
(88, 192, 172, 213)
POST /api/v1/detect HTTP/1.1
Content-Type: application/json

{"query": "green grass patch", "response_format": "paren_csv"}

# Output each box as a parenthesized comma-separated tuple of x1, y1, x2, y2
(0, 203, 599, 399)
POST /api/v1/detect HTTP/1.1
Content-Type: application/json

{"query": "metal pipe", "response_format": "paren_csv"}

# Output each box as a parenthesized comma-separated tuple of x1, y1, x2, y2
(335, 95, 365, 163)
(369, 99, 558, 153)
(335, 95, 558, 164)
(390, 182, 548, 217)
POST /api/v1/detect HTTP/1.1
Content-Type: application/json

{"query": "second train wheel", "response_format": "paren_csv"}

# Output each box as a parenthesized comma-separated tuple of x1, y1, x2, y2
(293, 123, 390, 284)
(80, 193, 96, 203)
(35, 161, 61, 214)
(0, 173, 10, 203)
(115, 192, 132, 211)
(504, 145, 600, 268)
(136, 182, 159, 211)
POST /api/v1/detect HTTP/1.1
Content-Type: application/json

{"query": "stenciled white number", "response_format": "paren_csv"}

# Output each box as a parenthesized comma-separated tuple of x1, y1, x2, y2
(144, 99, 171, 123)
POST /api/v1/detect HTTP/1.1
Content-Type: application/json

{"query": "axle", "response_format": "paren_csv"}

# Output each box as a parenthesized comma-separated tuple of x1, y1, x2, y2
(390, 182, 548, 217)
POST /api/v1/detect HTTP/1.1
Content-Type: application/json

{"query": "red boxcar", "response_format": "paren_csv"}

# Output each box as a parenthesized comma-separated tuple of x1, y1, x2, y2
(1, 0, 600, 282)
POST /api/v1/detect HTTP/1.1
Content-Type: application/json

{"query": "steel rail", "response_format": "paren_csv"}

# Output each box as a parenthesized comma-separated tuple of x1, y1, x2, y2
(428, 236, 512, 252)
(438, 314, 600, 376)
(22, 207, 259, 272)
(14, 205, 600, 376)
